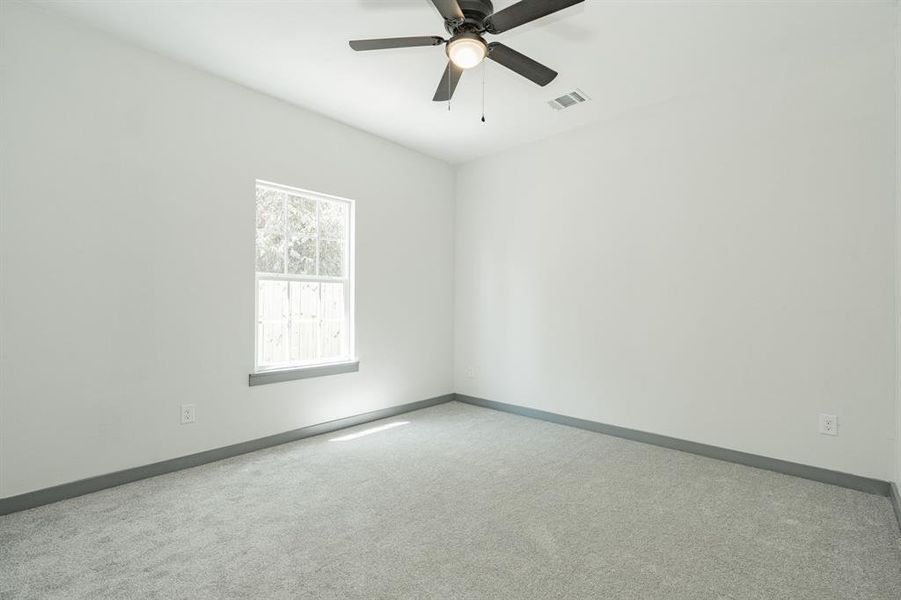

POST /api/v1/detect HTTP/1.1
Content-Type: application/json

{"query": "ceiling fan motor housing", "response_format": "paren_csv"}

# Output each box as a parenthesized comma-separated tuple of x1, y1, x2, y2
(445, 0, 494, 35)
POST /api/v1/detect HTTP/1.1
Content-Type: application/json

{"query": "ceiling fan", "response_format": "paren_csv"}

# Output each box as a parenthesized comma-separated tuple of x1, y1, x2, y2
(349, 0, 585, 102)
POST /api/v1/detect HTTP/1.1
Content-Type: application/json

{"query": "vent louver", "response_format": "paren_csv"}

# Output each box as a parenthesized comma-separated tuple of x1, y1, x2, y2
(549, 89, 589, 110)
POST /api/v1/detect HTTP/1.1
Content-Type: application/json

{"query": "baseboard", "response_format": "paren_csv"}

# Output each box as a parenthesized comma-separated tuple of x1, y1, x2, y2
(455, 394, 892, 498)
(4, 392, 897, 531)
(0, 393, 454, 516)
(890, 483, 901, 532)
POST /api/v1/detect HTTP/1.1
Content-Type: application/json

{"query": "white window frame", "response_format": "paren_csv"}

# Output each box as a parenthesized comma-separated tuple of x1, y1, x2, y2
(253, 180, 355, 375)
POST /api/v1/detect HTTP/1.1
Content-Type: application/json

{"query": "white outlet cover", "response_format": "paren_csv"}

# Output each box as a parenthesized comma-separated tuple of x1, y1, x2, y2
(818, 413, 837, 436)
(181, 403, 196, 424)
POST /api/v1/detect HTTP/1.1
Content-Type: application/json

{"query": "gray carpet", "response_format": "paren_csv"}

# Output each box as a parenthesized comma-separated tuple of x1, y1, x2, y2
(1, 401, 900, 599)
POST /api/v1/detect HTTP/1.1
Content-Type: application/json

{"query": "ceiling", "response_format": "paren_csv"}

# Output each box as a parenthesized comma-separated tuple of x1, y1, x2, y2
(32, 0, 892, 164)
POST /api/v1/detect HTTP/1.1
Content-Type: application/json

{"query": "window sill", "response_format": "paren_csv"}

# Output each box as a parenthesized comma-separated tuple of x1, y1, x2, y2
(248, 360, 359, 386)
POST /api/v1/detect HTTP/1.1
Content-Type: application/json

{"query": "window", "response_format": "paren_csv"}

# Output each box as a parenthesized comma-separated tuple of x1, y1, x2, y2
(254, 181, 354, 373)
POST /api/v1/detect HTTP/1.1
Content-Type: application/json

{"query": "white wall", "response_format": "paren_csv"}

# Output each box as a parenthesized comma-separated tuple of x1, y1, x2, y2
(0, 4, 455, 498)
(2, 1, 899, 498)
(455, 13, 898, 481)
(896, 0, 901, 491)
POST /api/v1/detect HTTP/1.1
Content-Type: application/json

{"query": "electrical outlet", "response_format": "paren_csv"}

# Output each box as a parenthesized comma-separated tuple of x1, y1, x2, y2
(819, 413, 837, 436)
(466, 365, 478, 379)
(181, 404, 196, 425)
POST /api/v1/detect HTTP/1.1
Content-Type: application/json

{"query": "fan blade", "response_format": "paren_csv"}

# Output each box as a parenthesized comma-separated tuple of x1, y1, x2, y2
(430, 0, 464, 21)
(349, 36, 444, 51)
(486, 0, 585, 34)
(432, 61, 464, 101)
(487, 42, 557, 86)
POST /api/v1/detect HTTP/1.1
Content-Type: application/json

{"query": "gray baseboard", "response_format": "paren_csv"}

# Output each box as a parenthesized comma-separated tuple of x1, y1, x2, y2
(455, 394, 892, 498)
(5, 391, 898, 534)
(0, 393, 454, 516)
(891, 483, 901, 532)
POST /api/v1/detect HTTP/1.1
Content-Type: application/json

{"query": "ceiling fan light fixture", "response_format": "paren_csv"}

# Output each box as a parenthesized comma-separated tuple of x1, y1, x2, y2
(447, 34, 487, 69)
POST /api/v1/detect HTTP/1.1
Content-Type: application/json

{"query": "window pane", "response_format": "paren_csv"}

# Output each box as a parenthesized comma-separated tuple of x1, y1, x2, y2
(320, 320, 346, 360)
(256, 187, 285, 231)
(319, 200, 347, 240)
(319, 239, 344, 277)
(287, 195, 317, 237)
(287, 282, 320, 364)
(321, 282, 345, 320)
(258, 280, 288, 321)
(259, 322, 288, 365)
(289, 282, 319, 320)
(287, 236, 316, 275)
(256, 231, 285, 273)
(290, 320, 319, 363)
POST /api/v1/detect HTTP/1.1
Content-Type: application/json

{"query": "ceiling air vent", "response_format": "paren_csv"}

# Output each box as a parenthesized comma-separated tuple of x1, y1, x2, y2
(548, 89, 589, 111)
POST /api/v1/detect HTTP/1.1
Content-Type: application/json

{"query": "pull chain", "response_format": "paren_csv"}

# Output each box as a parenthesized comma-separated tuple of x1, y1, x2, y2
(447, 67, 451, 112)
(481, 61, 487, 123)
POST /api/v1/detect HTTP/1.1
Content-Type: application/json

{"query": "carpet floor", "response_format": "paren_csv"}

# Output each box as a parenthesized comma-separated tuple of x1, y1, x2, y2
(1, 401, 900, 599)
